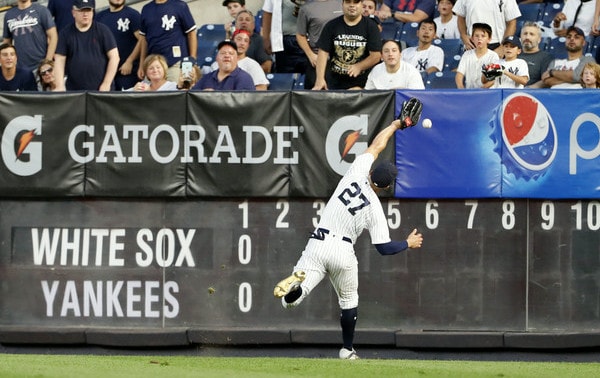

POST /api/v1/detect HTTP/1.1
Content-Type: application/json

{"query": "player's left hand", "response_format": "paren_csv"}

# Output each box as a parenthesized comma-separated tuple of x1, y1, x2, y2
(397, 97, 423, 129)
(406, 228, 423, 249)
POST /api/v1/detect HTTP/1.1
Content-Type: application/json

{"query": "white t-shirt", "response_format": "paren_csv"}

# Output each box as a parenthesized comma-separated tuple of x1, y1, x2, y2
(453, 0, 521, 45)
(364, 61, 425, 90)
(556, 0, 596, 36)
(434, 15, 460, 39)
(401, 45, 445, 72)
(492, 58, 529, 88)
(457, 49, 499, 88)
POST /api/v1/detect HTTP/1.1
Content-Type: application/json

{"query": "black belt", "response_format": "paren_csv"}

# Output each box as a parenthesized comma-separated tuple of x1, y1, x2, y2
(310, 228, 352, 244)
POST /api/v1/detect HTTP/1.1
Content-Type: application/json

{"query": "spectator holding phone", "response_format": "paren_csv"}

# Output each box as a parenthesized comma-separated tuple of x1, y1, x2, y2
(128, 54, 177, 91)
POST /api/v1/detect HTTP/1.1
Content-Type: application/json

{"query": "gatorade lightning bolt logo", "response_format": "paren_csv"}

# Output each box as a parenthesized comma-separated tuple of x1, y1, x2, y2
(341, 130, 361, 160)
(495, 93, 558, 181)
(16, 129, 36, 159)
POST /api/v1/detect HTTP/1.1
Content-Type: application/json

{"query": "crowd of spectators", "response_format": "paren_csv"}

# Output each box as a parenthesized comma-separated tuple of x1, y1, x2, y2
(1, 0, 600, 91)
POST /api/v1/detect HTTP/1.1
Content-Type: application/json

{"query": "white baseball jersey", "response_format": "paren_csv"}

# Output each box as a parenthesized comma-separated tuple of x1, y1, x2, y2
(453, 0, 521, 45)
(457, 48, 499, 88)
(291, 153, 391, 310)
(491, 58, 529, 88)
(402, 45, 445, 73)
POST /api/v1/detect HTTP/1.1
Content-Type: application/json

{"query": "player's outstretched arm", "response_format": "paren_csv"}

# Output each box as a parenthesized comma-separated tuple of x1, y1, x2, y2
(365, 98, 422, 159)
(365, 120, 402, 160)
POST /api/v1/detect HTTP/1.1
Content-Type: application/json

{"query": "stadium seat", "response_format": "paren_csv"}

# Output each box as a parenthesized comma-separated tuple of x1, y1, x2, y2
(540, 2, 564, 28)
(255, 10, 263, 34)
(197, 24, 226, 44)
(266, 73, 298, 91)
(546, 37, 568, 59)
(433, 38, 462, 72)
(425, 71, 457, 89)
(197, 41, 217, 67)
(293, 74, 306, 90)
(381, 21, 402, 41)
(587, 36, 600, 58)
(518, 3, 544, 22)
(399, 22, 420, 47)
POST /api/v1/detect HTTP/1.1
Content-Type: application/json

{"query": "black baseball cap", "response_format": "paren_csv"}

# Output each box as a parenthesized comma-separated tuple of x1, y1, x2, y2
(371, 161, 398, 189)
(222, 0, 245, 6)
(218, 40, 238, 51)
(73, 0, 95, 9)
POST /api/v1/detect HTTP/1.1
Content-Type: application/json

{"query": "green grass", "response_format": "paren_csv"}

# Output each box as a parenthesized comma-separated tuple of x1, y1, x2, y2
(0, 355, 599, 378)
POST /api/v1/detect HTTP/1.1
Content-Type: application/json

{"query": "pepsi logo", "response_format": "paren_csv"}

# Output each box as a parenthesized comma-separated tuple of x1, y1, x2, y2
(500, 93, 557, 180)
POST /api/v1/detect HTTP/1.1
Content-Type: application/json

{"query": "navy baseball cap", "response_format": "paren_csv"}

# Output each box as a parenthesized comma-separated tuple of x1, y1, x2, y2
(371, 161, 398, 189)
(502, 35, 522, 49)
(567, 26, 585, 37)
(73, 0, 95, 9)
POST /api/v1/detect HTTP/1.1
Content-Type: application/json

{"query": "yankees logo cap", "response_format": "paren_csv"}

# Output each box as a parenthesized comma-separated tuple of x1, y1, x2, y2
(566, 26, 585, 37)
(73, 0, 95, 9)
(371, 161, 398, 188)
(502, 35, 522, 50)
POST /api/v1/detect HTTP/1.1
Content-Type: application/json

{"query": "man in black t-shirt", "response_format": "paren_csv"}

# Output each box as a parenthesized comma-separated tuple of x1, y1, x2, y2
(313, 0, 382, 90)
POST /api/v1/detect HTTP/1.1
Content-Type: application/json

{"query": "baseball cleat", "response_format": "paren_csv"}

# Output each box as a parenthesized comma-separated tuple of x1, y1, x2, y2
(339, 348, 360, 360)
(273, 271, 306, 298)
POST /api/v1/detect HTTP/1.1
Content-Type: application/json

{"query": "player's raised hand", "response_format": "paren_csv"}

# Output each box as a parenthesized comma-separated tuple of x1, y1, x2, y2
(397, 97, 423, 130)
(406, 228, 423, 249)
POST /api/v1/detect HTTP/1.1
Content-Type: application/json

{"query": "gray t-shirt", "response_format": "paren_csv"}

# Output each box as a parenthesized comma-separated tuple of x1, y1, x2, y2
(296, 0, 342, 53)
(2, 3, 55, 71)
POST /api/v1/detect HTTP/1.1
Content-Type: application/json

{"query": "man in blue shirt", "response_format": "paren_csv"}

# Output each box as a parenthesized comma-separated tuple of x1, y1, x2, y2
(54, 0, 119, 91)
(96, 0, 142, 90)
(192, 40, 255, 90)
(0, 43, 37, 91)
(138, 0, 197, 83)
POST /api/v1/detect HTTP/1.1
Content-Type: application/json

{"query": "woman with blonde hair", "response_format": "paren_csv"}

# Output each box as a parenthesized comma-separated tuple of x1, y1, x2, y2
(129, 54, 177, 91)
(580, 62, 600, 88)
(37, 59, 57, 91)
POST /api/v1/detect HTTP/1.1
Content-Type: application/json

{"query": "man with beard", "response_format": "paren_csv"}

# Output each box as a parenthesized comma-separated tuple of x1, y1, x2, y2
(96, 0, 142, 90)
(541, 26, 595, 89)
(518, 21, 553, 87)
(364, 39, 425, 89)
(313, 0, 382, 90)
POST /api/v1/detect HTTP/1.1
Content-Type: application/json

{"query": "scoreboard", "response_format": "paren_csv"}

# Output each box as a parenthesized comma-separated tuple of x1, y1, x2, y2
(1, 198, 599, 332)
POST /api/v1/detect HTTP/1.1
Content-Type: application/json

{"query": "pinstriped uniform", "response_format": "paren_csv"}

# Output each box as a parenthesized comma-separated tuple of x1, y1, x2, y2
(291, 153, 391, 310)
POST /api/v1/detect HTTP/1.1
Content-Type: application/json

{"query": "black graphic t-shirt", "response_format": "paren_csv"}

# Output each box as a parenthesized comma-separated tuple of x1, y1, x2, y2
(317, 16, 382, 89)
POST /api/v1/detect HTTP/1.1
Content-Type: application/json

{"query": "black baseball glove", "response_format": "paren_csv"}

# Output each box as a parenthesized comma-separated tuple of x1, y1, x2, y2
(482, 63, 505, 81)
(397, 97, 423, 130)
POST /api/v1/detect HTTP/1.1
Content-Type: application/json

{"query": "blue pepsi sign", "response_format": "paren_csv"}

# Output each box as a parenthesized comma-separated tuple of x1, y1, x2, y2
(394, 90, 600, 199)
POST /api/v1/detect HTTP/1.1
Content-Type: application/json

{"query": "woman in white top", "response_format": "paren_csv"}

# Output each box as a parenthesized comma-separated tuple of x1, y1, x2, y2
(365, 40, 425, 90)
(128, 54, 178, 91)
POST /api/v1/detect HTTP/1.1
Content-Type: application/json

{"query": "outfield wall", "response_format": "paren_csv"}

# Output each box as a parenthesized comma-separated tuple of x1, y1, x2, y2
(1, 90, 600, 348)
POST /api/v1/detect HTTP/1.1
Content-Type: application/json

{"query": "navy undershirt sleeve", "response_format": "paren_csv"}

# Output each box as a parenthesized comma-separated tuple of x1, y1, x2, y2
(375, 240, 409, 256)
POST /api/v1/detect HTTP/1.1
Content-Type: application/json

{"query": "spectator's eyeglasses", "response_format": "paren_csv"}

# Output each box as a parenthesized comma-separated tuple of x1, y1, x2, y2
(40, 67, 53, 76)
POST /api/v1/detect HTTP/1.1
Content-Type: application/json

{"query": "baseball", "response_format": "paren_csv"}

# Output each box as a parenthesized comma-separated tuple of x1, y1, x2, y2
(422, 118, 432, 128)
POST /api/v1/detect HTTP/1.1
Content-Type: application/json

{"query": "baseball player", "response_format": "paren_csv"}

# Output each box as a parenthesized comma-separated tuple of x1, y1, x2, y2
(274, 98, 425, 360)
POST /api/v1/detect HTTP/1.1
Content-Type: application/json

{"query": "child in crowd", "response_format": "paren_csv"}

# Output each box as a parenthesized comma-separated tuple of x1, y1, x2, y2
(483, 35, 529, 89)
(580, 62, 600, 88)
(434, 0, 459, 39)
(455, 23, 499, 88)
(222, 0, 246, 39)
